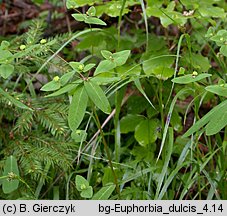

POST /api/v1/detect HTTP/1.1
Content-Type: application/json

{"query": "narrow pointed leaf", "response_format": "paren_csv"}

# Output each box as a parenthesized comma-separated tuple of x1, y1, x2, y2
(92, 184, 116, 200)
(45, 84, 78, 97)
(68, 86, 88, 130)
(0, 88, 32, 111)
(40, 80, 61, 91)
(134, 78, 156, 110)
(84, 80, 111, 114)
(205, 107, 227, 135)
(85, 17, 107, 26)
(205, 84, 227, 97)
(172, 74, 212, 84)
(183, 100, 227, 137)
(72, 14, 86, 22)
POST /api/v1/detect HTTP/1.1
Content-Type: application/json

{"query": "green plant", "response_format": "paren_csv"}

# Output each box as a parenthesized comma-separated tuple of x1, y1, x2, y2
(0, 0, 226, 200)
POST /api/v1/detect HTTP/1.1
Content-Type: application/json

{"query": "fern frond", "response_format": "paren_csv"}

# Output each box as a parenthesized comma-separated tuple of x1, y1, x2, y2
(35, 109, 68, 137)
(13, 111, 34, 135)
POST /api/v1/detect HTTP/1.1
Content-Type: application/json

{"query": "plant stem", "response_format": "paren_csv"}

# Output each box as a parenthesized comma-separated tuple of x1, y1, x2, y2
(93, 106, 121, 199)
(159, 80, 165, 132)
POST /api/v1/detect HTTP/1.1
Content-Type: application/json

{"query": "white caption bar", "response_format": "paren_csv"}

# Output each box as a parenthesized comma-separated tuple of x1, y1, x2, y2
(0, 201, 226, 216)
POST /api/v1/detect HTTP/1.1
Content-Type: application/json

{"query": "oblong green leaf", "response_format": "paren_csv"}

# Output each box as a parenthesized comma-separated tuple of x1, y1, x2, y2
(40, 80, 61, 92)
(68, 85, 88, 130)
(172, 73, 212, 84)
(94, 60, 116, 75)
(84, 80, 111, 114)
(0, 88, 32, 111)
(183, 100, 227, 137)
(205, 85, 227, 97)
(85, 17, 107, 26)
(83, 63, 96, 72)
(72, 14, 86, 22)
(92, 184, 116, 200)
(206, 109, 227, 136)
(45, 84, 78, 97)
(60, 71, 75, 86)
(2, 156, 19, 194)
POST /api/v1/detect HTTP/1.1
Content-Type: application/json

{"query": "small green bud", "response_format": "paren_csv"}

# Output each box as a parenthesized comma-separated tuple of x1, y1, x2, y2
(40, 39, 47, 44)
(78, 64, 84, 71)
(80, 184, 87, 190)
(192, 71, 198, 76)
(20, 45, 26, 50)
(53, 76, 60, 82)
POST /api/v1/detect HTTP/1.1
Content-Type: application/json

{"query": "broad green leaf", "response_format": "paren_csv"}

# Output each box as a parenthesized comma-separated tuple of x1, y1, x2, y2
(0, 64, 14, 79)
(134, 119, 161, 146)
(75, 175, 89, 192)
(199, 6, 225, 18)
(46, 84, 78, 97)
(80, 186, 93, 198)
(120, 114, 144, 133)
(72, 14, 86, 22)
(0, 88, 32, 111)
(183, 100, 227, 137)
(112, 50, 131, 66)
(190, 54, 211, 72)
(68, 86, 88, 130)
(94, 60, 115, 75)
(84, 80, 111, 114)
(172, 73, 212, 84)
(95, 1, 131, 17)
(71, 130, 87, 142)
(152, 67, 174, 80)
(85, 17, 107, 26)
(210, 30, 227, 46)
(92, 184, 116, 200)
(2, 156, 19, 194)
(40, 80, 61, 91)
(206, 109, 227, 136)
(146, 2, 187, 27)
(142, 53, 175, 77)
(205, 84, 227, 97)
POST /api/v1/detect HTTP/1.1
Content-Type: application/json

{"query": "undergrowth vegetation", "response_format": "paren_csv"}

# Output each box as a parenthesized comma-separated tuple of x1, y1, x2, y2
(0, 0, 227, 200)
